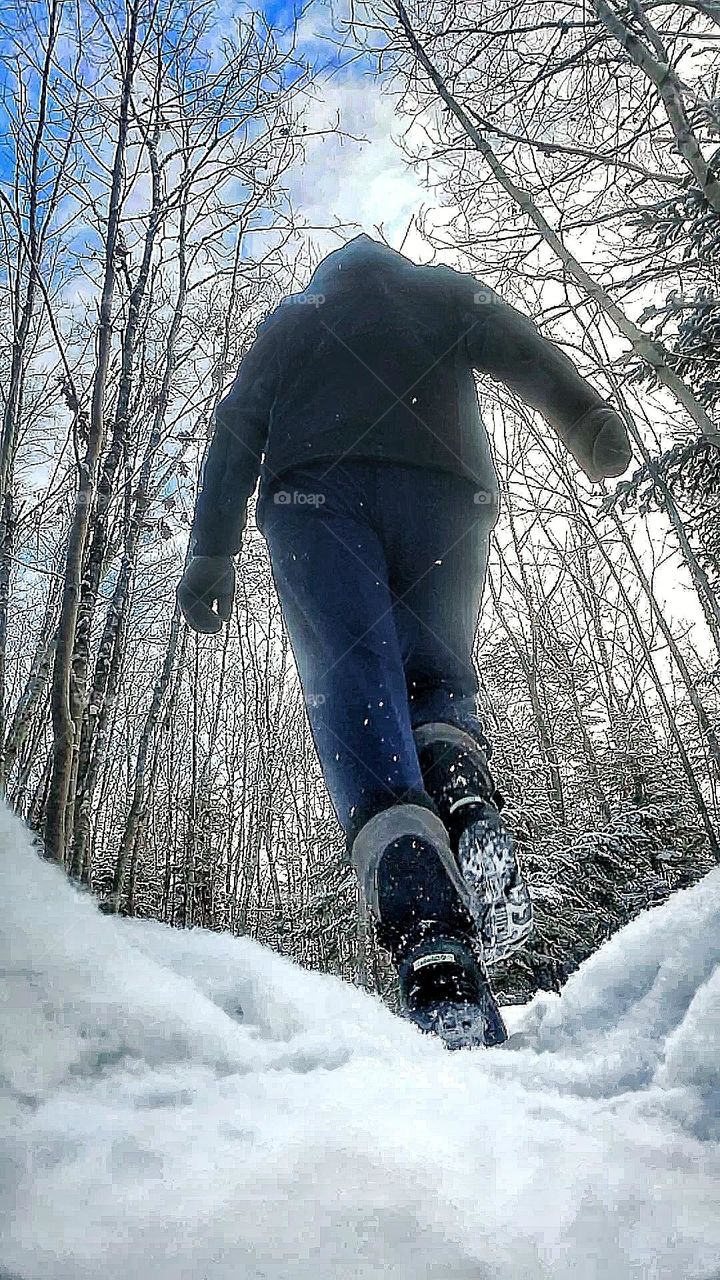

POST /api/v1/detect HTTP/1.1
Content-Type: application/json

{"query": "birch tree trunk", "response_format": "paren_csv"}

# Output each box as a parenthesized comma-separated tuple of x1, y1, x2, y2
(45, 0, 140, 862)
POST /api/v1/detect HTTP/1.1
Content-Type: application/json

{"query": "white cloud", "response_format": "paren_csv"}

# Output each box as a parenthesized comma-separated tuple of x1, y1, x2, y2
(284, 71, 434, 258)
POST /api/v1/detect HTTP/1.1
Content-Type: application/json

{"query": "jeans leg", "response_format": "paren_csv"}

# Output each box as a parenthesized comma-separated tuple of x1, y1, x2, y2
(258, 465, 429, 843)
(378, 466, 494, 757)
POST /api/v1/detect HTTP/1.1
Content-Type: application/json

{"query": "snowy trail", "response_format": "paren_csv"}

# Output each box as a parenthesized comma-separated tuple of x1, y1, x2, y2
(2, 804, 720, 1280)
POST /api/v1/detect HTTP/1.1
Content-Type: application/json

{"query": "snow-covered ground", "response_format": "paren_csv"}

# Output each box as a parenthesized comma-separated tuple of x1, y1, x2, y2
(2, 804, 719, 1280)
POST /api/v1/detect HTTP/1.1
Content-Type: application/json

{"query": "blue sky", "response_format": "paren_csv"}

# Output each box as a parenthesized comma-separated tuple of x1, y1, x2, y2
(0, 0, 400, 243)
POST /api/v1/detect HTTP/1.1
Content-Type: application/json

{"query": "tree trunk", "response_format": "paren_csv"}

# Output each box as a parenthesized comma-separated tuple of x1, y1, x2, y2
(106, 608, 184, 913)
(45, 0, 140, 862)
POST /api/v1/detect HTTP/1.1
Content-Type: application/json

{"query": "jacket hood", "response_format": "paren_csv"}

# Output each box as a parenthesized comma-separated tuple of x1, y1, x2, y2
(305, 235, 412, 293)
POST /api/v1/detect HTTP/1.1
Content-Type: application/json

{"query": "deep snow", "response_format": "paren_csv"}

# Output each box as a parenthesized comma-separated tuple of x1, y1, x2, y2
(2, 802, 719, 1280)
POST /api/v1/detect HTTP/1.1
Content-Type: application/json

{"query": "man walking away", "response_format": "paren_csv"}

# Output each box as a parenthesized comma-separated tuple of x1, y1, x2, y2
(178, 235, 632, 1049)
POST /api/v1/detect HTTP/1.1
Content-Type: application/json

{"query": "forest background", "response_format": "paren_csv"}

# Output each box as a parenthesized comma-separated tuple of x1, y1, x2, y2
(1, 0, 719, 1006)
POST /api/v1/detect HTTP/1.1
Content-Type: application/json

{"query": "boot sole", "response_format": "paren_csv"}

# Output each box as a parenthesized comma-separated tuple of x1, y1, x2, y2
(457, 818, 533, 967)
(404, 988, 508, 1050)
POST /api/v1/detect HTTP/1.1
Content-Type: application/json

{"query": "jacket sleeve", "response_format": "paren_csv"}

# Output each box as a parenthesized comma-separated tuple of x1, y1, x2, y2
(453, 273, 632, 481)
(190, 319, 280, 557)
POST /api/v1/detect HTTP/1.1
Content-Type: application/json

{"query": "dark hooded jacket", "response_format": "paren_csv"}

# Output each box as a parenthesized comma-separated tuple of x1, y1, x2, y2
(191, 235, 630, 556)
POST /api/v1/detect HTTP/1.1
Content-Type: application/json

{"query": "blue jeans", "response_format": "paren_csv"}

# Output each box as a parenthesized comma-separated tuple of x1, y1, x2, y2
(256, 462, 496, 845)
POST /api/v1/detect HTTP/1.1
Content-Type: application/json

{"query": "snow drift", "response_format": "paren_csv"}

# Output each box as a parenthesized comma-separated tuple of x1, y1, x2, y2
(2, 802, 719, 1279)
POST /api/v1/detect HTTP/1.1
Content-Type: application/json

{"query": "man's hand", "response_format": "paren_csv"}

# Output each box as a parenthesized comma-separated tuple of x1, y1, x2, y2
(564, 406, 633, 483)
(177, 556, 236, 634)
